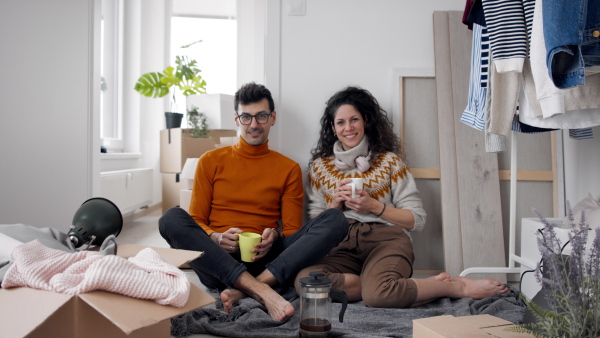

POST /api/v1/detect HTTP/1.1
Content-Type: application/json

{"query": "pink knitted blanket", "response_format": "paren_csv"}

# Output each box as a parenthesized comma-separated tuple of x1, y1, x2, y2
(2, 240, 190, 307)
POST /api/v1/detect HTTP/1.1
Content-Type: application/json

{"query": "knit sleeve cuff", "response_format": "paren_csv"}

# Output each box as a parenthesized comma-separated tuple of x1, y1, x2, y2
(494, 57, 524, 73)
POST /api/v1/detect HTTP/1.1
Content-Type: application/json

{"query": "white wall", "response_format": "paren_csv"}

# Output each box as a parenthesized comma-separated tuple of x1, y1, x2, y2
(139, 0, 172, 207)
(0, 0, 169, 230)
(237, 0, 266, 87)
(100, 0, 170, 209)
(0, 0, 98, 229)
(268, 0, 466, 171)
(267, 0, 600, 209)
(563, 126, 600, 204)
(1, 0, 597, 232)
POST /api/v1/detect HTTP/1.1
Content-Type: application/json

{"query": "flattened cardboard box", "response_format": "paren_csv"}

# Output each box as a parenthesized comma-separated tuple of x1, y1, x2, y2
(413, 314, 534, 338)
(0, 244, 215, 338)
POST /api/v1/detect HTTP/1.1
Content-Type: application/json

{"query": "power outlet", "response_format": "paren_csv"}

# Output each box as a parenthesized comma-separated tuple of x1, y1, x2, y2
(287, 0, 306, 16)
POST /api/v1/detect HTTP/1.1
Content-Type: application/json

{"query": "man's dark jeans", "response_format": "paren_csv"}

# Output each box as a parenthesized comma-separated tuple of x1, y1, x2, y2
(159, 207, 348, 291)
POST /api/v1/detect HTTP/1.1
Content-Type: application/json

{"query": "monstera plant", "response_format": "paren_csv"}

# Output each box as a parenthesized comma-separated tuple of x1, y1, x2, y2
(134, 40, 207, 128)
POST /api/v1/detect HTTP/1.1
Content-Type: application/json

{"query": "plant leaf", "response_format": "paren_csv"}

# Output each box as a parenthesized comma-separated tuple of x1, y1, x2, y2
(180, 40, 202, 49)
(134, 72, 170, 98)
(161, 66, 181, 86)
(178, 75, 207, 96)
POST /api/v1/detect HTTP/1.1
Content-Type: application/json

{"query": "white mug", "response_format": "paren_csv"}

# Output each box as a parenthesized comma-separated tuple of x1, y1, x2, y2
(346, 178, 364, 198)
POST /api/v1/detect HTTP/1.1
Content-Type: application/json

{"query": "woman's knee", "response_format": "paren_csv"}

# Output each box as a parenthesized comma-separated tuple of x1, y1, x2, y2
(362, 279, 416, 308)
(294, 266, 316, 294)
(294, 265, 331, 294)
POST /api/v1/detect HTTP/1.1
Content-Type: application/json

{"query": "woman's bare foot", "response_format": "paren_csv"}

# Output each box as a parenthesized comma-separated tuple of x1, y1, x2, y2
(427, 272, 451, 282)
(452, 276, 509, 299)
(220, 289, 247, 314)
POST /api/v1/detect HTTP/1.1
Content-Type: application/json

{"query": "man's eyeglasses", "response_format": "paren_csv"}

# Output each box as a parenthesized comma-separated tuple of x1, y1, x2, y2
(236, 112, 272, 125)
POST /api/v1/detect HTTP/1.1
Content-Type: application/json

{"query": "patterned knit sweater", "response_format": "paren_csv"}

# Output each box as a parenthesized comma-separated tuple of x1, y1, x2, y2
(307, 149, 426, 237)
(190, 137, 304, 238)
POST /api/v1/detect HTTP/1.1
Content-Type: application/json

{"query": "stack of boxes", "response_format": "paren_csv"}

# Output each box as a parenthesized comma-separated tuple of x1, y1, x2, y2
(160, 92, 238, 213)
(160, 128, 236, 212)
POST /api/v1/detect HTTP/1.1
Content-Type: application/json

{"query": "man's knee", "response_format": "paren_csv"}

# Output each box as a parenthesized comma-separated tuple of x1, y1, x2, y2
(158, 207, 187, 237)
(319, 208, 349, 233)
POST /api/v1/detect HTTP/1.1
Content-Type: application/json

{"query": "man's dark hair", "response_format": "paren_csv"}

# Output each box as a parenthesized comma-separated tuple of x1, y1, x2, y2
(234, 82, 275, 113)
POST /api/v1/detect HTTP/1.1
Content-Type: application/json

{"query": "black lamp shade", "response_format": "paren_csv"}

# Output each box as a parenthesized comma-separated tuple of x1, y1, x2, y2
(68, 197, 123, 248)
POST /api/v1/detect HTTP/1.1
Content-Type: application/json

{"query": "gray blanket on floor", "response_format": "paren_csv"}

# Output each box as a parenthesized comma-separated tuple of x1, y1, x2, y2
(171, 285, 526, 337)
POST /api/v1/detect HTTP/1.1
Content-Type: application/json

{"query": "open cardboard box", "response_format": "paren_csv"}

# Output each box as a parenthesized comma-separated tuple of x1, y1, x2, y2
(413, 314, 534, 337)
(160, 128, 237, 174)
(0, 244, 215, 338)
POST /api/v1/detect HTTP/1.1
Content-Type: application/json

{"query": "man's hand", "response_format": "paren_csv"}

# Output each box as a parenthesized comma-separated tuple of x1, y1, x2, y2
(251, 228, 279, 261)
(211, 228, 243, 253)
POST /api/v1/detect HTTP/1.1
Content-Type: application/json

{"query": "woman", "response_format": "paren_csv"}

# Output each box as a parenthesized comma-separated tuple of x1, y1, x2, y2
(295, 86, 508, 308)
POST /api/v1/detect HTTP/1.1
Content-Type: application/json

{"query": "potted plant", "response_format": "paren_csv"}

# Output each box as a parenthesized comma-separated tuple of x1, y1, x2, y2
(187, 105, 209, 138)
(508, 203, 600, 337)
(134, 40, 207, 129)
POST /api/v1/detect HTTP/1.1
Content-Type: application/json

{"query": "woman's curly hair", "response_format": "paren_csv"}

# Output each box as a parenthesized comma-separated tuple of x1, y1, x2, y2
(310, 86, 404, 164)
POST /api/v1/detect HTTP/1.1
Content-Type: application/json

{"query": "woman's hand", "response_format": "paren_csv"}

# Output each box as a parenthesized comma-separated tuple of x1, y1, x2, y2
(251, 228, 279, 261)
(211, 227, 243, 253)
(343, 190, 380, 214)
(327, 178, 353, 209)
(345, 192, 415, 230)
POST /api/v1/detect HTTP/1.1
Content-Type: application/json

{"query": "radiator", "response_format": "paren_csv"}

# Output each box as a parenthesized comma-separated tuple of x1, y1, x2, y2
(100, 168, 153, 215)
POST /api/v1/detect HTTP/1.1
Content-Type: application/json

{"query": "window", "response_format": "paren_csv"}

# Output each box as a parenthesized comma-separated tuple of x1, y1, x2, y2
(99, 1, 237, 153)
(100, 0, 124, 151)
(169, 15, 237, 116)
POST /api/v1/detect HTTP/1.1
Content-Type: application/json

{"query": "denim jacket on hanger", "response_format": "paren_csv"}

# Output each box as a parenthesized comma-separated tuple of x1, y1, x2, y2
(543, 0, 600, 88)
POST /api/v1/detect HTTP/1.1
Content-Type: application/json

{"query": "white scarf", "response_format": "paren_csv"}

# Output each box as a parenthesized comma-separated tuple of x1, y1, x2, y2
(333, 135, 371, 172)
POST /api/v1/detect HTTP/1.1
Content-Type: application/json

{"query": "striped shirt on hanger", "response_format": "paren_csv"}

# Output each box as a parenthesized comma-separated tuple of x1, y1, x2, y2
(482, 0, 527, 72)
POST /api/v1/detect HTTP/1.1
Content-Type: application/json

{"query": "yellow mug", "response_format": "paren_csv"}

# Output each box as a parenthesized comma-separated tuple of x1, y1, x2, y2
(238, 232, 262, 262)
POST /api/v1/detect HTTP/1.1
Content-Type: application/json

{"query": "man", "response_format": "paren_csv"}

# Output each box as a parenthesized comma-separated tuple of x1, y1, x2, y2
(159, 82, 348, 321)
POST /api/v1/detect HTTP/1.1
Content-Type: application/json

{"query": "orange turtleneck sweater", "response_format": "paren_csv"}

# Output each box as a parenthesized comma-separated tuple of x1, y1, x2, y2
(189, 137, 304, 237)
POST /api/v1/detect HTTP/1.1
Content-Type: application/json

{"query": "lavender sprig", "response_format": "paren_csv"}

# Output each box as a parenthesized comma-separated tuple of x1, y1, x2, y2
(514, 203, 600, 337)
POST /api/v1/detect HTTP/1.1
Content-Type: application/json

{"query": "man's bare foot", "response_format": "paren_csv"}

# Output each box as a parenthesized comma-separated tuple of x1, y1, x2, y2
(231, 272, 294, 321)
(220, 289, 247, 314)
(452, 276, 509, 299)
(427, 272, 451, 282)
(259, 291, 295, 321)
(222, 286, 293, 320)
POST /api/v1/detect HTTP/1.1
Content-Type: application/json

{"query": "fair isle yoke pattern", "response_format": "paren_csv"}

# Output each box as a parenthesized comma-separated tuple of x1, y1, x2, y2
(307, 152, 426, 233)
(309, 153, 409, 205)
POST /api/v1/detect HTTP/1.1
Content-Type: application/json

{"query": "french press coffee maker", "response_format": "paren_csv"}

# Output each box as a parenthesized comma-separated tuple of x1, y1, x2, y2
(298, 271, 348, 337)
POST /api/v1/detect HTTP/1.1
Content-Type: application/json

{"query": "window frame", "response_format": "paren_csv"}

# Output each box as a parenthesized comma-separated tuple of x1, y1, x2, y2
(100, 0, 124, 151)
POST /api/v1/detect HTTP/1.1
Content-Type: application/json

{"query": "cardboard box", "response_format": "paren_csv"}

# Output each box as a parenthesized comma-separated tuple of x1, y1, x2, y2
(160, 128, 236, 174)
(162, 173, 186, 213)
(186, 93, 236, 130)
(0, 244, 215, 338)
(413, 314, 534, 337)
